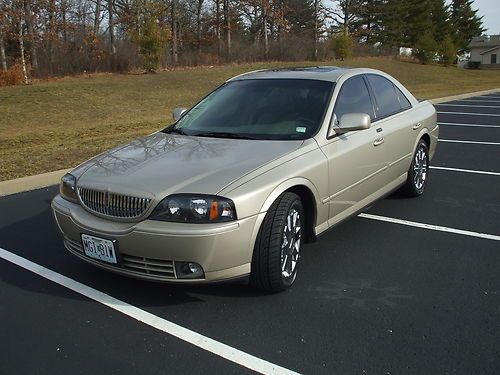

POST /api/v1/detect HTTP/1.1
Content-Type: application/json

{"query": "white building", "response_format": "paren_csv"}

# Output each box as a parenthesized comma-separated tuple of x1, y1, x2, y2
(468, 35, 500, 69)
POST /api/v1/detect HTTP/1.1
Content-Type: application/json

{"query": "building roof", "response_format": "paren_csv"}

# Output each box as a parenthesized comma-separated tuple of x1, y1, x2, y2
(480, 46, 500, 55)
(468, 35, 500, 49)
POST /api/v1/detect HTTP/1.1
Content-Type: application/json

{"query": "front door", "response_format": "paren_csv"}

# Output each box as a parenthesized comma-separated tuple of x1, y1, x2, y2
(320, 75, 388, 224)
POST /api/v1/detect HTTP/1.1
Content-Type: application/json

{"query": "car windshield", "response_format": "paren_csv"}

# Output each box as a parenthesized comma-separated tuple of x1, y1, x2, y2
(165, 79, 334, 140)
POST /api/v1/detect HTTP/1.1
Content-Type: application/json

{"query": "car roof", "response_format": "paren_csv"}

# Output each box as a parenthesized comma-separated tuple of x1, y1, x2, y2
(227, 67, 384, 83)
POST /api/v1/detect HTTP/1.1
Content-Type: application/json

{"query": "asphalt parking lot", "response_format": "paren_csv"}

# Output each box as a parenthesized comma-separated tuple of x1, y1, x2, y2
(1, 93, 499, 375)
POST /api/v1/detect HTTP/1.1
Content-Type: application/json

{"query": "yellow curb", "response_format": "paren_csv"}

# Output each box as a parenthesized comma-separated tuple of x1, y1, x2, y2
(0, 169, 70, 197)
(430, 88, 500, 104)
(1, 88, 499, 198)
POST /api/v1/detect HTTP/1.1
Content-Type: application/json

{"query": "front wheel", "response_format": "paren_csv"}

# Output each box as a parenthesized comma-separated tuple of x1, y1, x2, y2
(402, 139, 429, 197)
(250, 192, 304, 292)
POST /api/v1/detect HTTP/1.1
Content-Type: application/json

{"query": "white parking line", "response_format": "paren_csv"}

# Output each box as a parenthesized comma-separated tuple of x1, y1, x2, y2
(438, 139, 500, 146)
(455, 99, 500, 103)
(437, 122, 499, 128)
(430, 166, 500, 176)
(359, 213, 500, 241)
(435, 104, 500, 109)
(437, 111, 500, 117)
(0, 248, 300, 375)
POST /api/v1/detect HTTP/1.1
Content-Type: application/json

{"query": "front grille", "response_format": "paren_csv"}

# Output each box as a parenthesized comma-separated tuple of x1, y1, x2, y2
(63, 237, 176, 279)
(77, 187, 152, 219)
(122, 255, 176, 278)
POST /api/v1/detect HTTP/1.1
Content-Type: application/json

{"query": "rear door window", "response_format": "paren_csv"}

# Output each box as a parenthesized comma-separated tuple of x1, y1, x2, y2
(366, 74, 402, 118)
(395, 85, 412, 110)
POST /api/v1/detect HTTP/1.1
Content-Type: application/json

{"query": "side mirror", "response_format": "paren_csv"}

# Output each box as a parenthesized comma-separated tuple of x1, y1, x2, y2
(172, 107, 188, 121)
(329, 113, 371, 136)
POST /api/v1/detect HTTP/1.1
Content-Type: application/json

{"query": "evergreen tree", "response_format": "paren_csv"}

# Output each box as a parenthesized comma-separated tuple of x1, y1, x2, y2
(430, 0, 452, 43)
(379, 0, 406, 49)
(450, 0, 485, 51)
(331, 27, 354, 60)
(352, 0, 384, 43)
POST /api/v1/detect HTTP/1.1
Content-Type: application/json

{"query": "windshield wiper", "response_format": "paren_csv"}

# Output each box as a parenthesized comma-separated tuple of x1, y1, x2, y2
(166, 127, 189, 136)
(193, 132, 258, 140)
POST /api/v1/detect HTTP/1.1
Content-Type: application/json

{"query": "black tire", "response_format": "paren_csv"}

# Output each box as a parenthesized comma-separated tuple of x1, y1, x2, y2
(401, 139, 429, 197)
(250, 192, 304, 292)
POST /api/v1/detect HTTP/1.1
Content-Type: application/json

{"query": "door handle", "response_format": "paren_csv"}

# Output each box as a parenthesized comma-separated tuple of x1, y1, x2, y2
(373, 137, 384, 146)
(413, 122, 422, 130)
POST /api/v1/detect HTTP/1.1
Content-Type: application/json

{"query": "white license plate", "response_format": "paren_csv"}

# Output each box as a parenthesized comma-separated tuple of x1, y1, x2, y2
(81, 234, 118, 264)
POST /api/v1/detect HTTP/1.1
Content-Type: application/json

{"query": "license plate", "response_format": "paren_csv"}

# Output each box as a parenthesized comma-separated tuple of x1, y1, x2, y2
(81, 234, 118, 264)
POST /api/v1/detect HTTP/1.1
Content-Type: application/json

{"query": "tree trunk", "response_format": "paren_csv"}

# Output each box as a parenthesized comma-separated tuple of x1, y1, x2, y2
(215, 0, 221, 60)
(277, 0, 283, 60)
(262, 0, 268, 60)
(0, 32, 7, 71)
(23, 0, 38, 76)
(223, 0, 230, 60)
(94, 0, 101, 35)
(19, 20, 28, 84)
(196, 0, 203, 63)
(108, 0, 116, 70)
(48, 0, 56, 74)
(313, 0, 319, 60)
(62, 0, 68, 43)
(171, 0, 178, 66)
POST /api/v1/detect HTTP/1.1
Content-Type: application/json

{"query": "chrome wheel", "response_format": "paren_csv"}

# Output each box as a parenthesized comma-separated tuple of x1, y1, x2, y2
(413, 145, 428, 190)
(281, 208, 301, 279)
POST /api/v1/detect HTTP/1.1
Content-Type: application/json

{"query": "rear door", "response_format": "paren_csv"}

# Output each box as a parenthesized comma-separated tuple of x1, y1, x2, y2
(365, 74, 416, 181)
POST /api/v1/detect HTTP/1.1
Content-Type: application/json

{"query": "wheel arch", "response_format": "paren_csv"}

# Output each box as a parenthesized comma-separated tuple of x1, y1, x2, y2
(259, 178, 320, 243)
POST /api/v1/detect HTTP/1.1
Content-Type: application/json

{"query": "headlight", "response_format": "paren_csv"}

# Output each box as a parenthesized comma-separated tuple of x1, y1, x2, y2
(60, 173, 78, 202)
(150, 194, 236, 223)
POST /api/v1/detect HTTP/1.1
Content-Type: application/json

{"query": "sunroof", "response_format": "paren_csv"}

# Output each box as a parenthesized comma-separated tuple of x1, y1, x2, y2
(271, 66, 340, 72)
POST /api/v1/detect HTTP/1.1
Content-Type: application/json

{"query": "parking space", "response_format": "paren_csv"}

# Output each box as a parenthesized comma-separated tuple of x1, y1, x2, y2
(1, 92, 499, 374)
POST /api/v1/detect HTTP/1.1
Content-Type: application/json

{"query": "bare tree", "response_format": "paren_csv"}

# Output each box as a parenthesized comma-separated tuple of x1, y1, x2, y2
(171, 0, 179, 65)
(94, 0, 102, 35)
(195, 0, 204, 62)
(23, 0, 38, 76)
(214, 0, 221, 58)
(223, 0, 230, 60)
(0, 32, 6, 71)
(313, 0, 319, 60)
(18, 15, 28, 83)
(108, 0, 116, 69)
(48, 0, 56, 73)
(261, 0, 268, 60)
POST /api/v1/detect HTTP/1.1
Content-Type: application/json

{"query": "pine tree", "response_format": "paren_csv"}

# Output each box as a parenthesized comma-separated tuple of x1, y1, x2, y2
(352, 0, 384, 43)
(450, 0, 485, 51)
(430, 0, 451, 44)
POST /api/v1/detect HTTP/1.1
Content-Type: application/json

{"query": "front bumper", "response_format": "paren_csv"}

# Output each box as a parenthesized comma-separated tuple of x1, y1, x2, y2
(52, 194, 260, 283)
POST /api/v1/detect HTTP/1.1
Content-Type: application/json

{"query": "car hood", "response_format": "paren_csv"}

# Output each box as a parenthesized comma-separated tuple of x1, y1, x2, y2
(73, 132, 303, 199)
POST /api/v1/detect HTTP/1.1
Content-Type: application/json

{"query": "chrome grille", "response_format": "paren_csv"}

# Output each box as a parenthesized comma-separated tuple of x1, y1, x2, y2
(77, 187, 151, 219)
(63, 237, 176, 280)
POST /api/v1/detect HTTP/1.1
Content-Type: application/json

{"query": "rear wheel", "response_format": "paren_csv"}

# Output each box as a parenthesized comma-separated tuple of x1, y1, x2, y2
(250, 192, 303, 292)
(402, 139, 429, 197)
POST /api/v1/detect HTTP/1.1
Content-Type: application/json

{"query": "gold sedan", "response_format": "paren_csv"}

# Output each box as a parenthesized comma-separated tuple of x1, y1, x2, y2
(52, 67, 438, 291)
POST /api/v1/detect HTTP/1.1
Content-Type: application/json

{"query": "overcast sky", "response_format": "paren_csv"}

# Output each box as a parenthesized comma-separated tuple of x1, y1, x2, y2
(447, 0, 500, 34)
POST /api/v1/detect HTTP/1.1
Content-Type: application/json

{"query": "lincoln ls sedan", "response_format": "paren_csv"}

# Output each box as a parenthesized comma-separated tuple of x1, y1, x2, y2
(52, 67, 438, 292)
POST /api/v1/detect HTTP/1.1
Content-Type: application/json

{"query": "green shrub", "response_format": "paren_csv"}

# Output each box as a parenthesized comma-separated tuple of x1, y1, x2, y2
(331, 29, 354, 61)
(413, 30, 439, 64)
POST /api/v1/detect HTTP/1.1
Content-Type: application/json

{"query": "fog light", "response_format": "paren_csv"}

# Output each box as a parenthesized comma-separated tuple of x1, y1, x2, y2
(175, 262, 204, 279)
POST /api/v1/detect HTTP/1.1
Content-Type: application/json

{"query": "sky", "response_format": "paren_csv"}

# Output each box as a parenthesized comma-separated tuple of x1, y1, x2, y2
(452, 0, 500, 34)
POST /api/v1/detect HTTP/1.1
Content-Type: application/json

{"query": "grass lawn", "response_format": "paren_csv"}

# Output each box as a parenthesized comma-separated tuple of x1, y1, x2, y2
(1, 56, 500, 181)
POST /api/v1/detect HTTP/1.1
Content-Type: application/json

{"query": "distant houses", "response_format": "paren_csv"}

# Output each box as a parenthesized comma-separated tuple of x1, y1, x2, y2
(467, 35, 500, 69)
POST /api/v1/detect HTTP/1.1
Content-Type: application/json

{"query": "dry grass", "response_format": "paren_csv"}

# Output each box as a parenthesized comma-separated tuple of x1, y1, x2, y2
(1, 57, 500, 181)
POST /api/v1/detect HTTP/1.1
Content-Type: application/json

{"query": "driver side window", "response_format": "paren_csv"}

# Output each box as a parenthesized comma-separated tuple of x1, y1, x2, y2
(333, 76, 375, 125)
